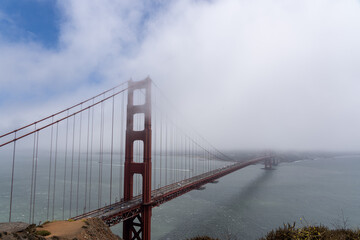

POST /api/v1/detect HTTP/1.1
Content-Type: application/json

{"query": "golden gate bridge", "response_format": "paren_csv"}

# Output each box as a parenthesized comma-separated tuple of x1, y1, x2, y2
(0, 78, 278, 240)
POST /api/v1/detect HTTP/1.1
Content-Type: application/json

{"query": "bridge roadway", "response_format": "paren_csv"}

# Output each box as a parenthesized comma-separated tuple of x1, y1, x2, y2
(72, 156, 271, 226)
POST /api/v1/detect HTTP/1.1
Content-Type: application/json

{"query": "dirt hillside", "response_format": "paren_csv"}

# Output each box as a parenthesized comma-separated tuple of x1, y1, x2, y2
(0, 218, 121, 240)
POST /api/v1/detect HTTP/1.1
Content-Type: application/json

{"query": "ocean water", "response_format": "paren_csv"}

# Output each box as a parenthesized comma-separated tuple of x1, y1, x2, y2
(112, 156, 360, 239)
(1, 154, 359, 239)
(0, 150, 230, 224)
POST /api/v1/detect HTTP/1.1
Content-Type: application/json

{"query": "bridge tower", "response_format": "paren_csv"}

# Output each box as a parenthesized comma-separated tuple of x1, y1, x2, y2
(123, 78, 152, 240)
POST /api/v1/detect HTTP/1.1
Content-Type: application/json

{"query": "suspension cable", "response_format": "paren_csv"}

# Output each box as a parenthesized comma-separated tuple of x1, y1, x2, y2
(0, 82, 128, 139)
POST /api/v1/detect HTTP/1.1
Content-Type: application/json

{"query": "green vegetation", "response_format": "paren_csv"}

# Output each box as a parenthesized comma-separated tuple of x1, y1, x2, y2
(187, 223, 360, 240)
(82, 219, 90, 225)
(260, 223, 360, 240)
(35, 229, 51, 236)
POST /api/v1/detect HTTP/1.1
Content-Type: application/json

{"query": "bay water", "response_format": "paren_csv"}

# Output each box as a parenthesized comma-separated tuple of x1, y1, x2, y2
(111, 155, 360, 239)
(1, 154, 359, 239)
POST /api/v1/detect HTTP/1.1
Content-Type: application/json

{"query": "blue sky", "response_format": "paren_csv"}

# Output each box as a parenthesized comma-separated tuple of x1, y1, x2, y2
(0, 0, 167, 49)
(0, 0, 60, 48)
(1, 0, 360, 150)
(0, 0, 146, 105)
(0, 0, 169, 105)
(0, 0, 62, 105)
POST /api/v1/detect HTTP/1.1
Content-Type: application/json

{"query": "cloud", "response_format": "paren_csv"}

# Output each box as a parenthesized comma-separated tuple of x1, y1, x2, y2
(1, 0, 360, 151)
(122, 0, 360, 151)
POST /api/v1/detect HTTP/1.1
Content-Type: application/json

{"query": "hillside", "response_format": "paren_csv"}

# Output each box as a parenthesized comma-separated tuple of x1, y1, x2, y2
(0, 218, 121, 240)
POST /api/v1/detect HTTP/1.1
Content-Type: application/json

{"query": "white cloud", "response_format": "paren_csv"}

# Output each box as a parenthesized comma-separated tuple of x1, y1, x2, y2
(1, 0, 360, 151)
(122, 0, 360, 151)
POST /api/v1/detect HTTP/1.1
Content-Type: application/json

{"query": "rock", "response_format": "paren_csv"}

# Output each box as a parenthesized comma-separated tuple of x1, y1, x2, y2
(0, 222, 30, 234)
(0, 223, 46, 240)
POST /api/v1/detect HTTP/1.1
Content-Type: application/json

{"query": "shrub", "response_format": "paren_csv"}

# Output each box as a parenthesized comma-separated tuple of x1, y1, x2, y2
(35, 230, 51, 236)
(260, 223, 360, 240)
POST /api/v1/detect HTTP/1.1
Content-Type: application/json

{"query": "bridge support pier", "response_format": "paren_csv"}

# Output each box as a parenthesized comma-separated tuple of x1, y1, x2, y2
(272, 157, 278, 166)
(123, 78, 152, 240)
(264, 158, 272, 169)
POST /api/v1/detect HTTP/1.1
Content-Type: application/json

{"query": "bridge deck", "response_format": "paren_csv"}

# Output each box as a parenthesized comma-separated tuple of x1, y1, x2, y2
(72, 156, 270, 226)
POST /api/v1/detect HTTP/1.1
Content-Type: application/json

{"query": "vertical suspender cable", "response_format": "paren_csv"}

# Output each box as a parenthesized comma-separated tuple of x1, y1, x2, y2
(165, 115, 168, 186)
(183, 135, 186, 180)
(62, 113, 69, 219)
(98, 104, 102, 208)
(176, 128, 179, 181)
(119, 92, 125, 200)
(9, 131, 16, 222)
(110, 96, 115, 204)
(193, 137, 196, 176)
(32, 131, 39, 223)
(69, 115, 76, 218)
(76, 107, 83, 216)
(47, 118, 54, 220)
(188, 134, 192, 178)
(185, 135, 187, 179)
(210, 149, 212, 171)
(180, 134, 183, 181)
(190, 136, 193, 178)
(84, 108, 90, 212)
(89, 104, 95, 210)
(29, 126, 36, 223)
(98, 100, 105, 208)
(184, 134, 187, 179)
(153, 90, 157, 190)
(169, 124, 171, 183)
(188, 136, 191, 178)
(192, 137, 195, 177)
(169, 122, 172, 184)
(180, 134, 182, 181)
(172, 125, 174, 184)
(198, 140, 201, 175)
(188, 136, 190, 178)
(174, 126, 177, 182)
(171, 125, 176, 183)
(196, 139, 198, 176)
(189, 135, 192, 178)
(195, 138, 197, 176)
(52, 123, 59, 220)
(208, 148, 210, 172)
(208, 148, 210, 171)
(202, 143, 205, 173)
(159, 113, 162, 188)
(98, 104, 101, 208)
